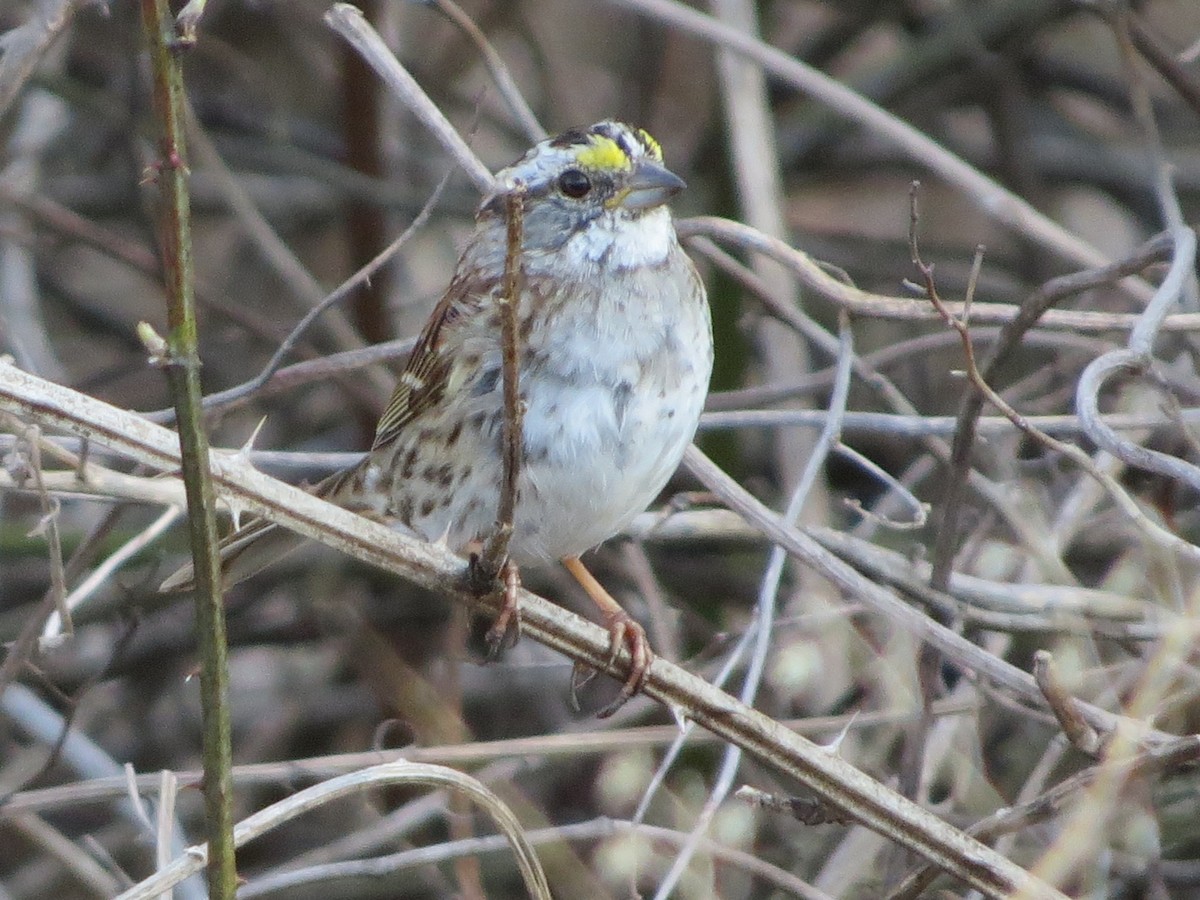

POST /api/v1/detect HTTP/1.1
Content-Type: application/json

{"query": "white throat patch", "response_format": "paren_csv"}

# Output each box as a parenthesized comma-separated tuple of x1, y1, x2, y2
(560, 206, 675, 273)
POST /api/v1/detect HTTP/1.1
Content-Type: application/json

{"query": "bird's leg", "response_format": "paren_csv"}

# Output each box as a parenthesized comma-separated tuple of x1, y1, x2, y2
(562, 555, 651, 717)
(466, 526, 522, 657)
(483, 557, 521, 656)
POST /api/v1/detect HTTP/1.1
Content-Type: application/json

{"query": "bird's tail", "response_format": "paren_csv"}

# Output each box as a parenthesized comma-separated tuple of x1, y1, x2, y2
(158, 463, 366, 593)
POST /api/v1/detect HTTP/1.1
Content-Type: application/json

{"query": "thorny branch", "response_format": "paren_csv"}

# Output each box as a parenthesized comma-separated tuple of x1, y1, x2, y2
(0, 363, 1065, 900)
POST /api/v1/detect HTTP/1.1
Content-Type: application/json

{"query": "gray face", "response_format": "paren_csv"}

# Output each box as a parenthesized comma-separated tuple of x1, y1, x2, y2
(476, 120, 685, 256)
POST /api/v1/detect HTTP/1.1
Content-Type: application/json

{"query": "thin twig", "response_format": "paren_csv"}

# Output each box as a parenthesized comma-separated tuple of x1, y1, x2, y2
(1074, 164, 1200, 488)
(39, 506, 184, 649)
(113, 762, 551, 900)
(687, 225, 1075, 582)
(888, 188, 946, 886)
(890, 735, 1200, 899)
(325, 3, 497, 194)
(0, 697, 982, 817)
(238, 817, 827, 900)
(478, 187, 525, 578)
(834, 443, 928, 530)
(930, 230, 1174, 609)
(737, 785, 854, 826)
(609, 0, 1152, 298)
(653, 311, 855, 899)
(155, 769, 179, 900)
(913, 216, 1200, 568)
(18, 424, 67, 633)
(679, 216, 1188, 331)
(678, 442, 1175, 744)
(0, 0, 86, 118)
(142, 170, 452, 424)
(426, 0, 546, 143)
(1033, 650, 1103, 756)
(1113, 5, 1200, 119)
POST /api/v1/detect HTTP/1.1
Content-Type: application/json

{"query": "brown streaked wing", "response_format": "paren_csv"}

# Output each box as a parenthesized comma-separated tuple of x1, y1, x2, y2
(371, 273, 481, 450)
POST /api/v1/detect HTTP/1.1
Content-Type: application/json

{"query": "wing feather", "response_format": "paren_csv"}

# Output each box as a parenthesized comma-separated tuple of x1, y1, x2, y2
(371, 273, 483, 449)
(160, 269, 490, 594)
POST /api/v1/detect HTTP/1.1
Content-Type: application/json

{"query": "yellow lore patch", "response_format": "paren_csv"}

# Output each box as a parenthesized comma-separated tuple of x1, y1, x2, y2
(575, 136, 631, 172)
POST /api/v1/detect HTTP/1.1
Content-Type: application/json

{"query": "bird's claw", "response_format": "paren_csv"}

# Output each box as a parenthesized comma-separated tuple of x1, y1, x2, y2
(570, 610, 652, 718)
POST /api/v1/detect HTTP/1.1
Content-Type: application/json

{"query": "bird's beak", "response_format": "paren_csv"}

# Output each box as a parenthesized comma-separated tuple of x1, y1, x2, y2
(613, 159, 686, 211)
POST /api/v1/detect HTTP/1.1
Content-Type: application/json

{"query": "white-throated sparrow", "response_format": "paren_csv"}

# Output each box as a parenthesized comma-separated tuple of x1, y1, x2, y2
(164, 120, 713, 713)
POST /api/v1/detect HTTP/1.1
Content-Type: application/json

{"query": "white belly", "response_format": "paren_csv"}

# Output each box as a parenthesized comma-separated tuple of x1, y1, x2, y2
(509, 352, 708, 562)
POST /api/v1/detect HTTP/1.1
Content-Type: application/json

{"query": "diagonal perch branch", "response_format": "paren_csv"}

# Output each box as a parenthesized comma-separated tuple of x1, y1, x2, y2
(0, 361, 1067, 900)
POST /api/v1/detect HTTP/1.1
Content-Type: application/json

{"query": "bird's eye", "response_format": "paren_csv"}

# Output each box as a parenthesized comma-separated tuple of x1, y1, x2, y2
(557, 168, 592, 198)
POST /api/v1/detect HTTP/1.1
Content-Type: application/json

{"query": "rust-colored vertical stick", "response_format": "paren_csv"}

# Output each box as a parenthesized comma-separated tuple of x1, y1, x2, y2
(481, 186, 526, 648)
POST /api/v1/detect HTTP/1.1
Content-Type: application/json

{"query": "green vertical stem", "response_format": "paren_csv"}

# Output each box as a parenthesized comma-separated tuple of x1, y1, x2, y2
(137, 0, 237, 895)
